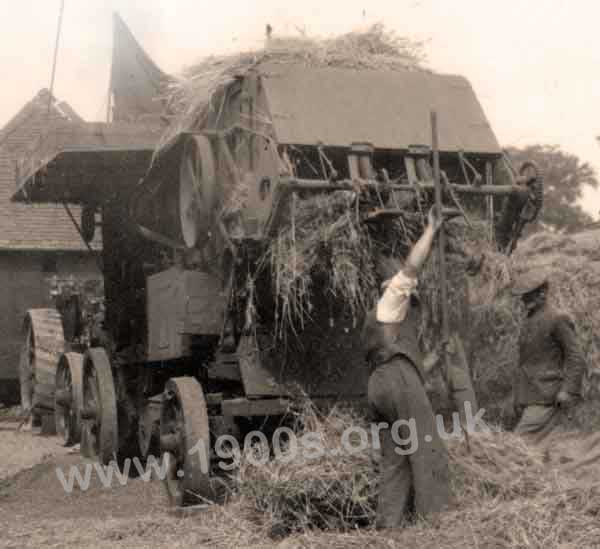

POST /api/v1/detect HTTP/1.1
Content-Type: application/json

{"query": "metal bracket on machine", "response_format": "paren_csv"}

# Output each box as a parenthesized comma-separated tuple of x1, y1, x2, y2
(237, 334, 282, 397)
(236, 287, 284, 398)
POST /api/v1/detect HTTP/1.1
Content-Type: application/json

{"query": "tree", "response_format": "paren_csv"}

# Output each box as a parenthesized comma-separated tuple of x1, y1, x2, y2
(505, 145, 598, 233)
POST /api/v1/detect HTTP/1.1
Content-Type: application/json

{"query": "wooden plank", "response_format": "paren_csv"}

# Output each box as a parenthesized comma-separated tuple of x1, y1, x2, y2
(221, 397, 291, 417)
(279, 177, 529, 197)
(207, 362, 241, 382)
(0, 416, 27, 423)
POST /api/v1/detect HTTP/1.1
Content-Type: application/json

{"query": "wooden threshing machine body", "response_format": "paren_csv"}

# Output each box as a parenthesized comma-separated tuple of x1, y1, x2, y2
(13, 63, 539, 503)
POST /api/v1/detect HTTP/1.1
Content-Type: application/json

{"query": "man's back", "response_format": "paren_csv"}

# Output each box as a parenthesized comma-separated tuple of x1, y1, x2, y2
(362, 299, 424, 379)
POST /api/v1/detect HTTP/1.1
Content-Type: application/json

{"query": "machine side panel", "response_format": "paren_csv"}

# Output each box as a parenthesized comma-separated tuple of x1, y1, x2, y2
(147, 268, 183, 361)
(182, 271, 226, 335)
(147, 269, 226, 361)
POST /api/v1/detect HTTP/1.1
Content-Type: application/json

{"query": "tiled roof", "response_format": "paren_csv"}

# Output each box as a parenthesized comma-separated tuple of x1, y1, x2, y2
(0, 89, 98, 251)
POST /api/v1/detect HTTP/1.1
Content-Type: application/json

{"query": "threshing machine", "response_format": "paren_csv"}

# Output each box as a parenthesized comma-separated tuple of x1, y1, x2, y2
(14, 62, 542, 505)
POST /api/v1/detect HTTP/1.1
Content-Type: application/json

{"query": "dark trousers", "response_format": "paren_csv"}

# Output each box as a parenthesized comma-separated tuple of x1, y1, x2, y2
(515, 403, 581, 444)
(368, 357, 450, 528)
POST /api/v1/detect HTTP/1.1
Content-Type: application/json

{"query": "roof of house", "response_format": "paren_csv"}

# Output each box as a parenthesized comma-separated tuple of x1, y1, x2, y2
(0, 89, 98, 251)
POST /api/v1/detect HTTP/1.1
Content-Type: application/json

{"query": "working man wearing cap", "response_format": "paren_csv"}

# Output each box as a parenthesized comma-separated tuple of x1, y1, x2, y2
(363, 206, 451, 529)
(512, 272, 586, 439)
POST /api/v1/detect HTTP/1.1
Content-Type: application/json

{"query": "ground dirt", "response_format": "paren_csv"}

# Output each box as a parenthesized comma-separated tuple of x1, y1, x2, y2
(1, 421, 600, 549)
(0, 421, 167, 548)
(0, 426, 71, 482)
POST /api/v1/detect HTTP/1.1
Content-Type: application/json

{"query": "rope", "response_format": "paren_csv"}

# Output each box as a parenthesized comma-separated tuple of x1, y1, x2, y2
(47, 0, 65, 116)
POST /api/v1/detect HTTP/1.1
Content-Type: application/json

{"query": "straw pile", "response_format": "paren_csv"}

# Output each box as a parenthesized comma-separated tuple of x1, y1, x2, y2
(229, 403, 600, 545)
(511, 229, 600, 429)
(3, 408, 599, 548)
(511, 229, 600, 373)
(158, 24, 426, 151)
(278, 481, 600, 548)
(234, 403, 376, 534)
(265, 192, 376, 336)
(466, 243, 524, 423)
(264, 190, 429, 337)
(466, 227, 600, 425)
(262, 187, 494, 345)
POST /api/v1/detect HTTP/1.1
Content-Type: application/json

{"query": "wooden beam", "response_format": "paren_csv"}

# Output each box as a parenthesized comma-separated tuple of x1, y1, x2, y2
(432, 110, 450, 344)
(221, 397, 291, 417)
(278, 177, 528, 197)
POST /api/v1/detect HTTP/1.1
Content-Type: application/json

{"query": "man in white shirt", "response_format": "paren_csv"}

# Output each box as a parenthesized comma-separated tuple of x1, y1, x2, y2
(363, 207, 451, 528)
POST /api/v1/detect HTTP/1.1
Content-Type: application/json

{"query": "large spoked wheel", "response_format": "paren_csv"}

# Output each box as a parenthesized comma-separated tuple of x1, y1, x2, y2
(160, 377, 211, 507)
(179, 135, 216, 249)
(18, 318, 36, 421)
(519, 161, 544, 222)
(19, 310, 65, 427)
(55, 352, 84, 446)
(496, 159, 544, 254)
(81, 348, 118, 464)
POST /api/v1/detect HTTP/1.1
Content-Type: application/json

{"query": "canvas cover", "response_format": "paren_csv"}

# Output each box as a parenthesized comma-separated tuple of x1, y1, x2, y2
(259, 61, 501, 154)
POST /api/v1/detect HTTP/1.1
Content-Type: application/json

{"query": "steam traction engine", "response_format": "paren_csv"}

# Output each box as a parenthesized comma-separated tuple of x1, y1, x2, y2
(14, 63, 542, 505)
(19, 276, 103, 439)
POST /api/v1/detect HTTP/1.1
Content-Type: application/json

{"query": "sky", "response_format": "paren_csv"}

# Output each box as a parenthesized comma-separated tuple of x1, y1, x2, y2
(1, 0, 599, 218)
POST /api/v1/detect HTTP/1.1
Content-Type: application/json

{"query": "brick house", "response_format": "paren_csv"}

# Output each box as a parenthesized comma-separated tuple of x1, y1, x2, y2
(0, 90, 100, 404)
